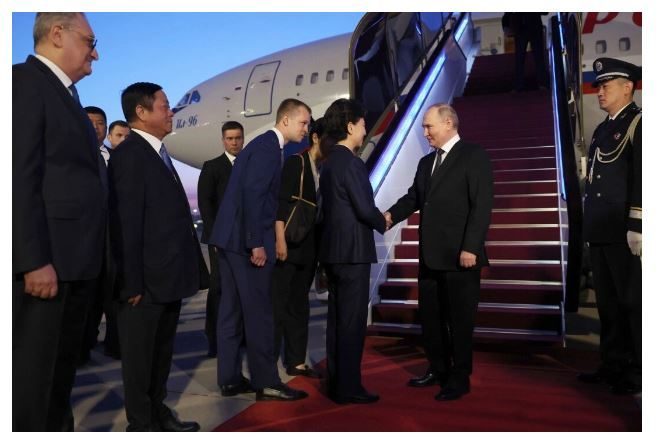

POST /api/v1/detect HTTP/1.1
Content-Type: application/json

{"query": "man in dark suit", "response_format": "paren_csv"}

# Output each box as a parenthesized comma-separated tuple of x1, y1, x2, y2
(13, 12, 105, 431)
(208, 99, 310, 401)
(385, 103, 493, 401)
(578, 58, 642, 395)
(79, 105, 121, 364)
(511, 12, 549, 91)
(107, 120, 130, 148)
(109, 82, 209, 431)
(197, 121, 244, 358)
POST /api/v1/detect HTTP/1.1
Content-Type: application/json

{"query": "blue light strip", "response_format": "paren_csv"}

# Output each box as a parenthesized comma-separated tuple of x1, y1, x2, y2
(370, 52, 447, 191)
(550, 36, 567, 199)
(556, 13, 565, 51)
(369, 15, 470, 192)
(455, 14, 468, 40)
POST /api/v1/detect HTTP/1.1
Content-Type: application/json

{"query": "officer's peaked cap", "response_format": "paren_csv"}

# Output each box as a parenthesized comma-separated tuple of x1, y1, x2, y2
(592, 57, 641, 87)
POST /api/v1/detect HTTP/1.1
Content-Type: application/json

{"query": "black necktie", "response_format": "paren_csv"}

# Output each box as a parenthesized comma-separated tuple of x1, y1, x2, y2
(159, 144, 177, 178)
(432, 148, 445, 175)
(69, 83, 81, 106)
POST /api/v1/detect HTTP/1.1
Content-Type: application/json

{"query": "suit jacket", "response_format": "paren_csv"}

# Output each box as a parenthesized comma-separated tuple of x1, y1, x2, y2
(276, 151, 318, 265)
(584, 102, 642, 243)
(388, 139, 494, 271)
(12, 55, 106, 281)
(209, 130, 281, 263)
(108, 131, 208, 303)
(318, 145, 386, 264)
(197, 152, 233, 243)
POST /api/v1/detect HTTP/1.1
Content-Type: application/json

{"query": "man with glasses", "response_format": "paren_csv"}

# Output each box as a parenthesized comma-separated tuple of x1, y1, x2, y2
(13, 12, 104, 431)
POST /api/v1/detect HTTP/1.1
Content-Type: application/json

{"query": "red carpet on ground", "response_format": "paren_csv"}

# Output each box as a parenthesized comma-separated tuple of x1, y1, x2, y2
(214, 337, 641, 431)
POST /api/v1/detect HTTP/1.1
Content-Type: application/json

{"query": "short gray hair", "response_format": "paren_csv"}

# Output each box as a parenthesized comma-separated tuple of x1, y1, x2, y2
(33, 12, 83, 49)
(429, 103, 459, 129)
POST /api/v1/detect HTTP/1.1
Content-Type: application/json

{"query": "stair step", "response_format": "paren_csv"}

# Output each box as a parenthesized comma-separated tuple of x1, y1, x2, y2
(394, 241, 563, 260)
(406, 208, 561, 225)
(378, 280, 563, 304)
(490, 157, 556, 171)
(493, 167, 557, 182)
(463, 127, 554, 141)
(494, 180, 557, 194)
(476, 137, 555, 149)
(366, 322, 563, 343)
(371, 301, 563, 332)
(386, 259, 563, 281)
(486, 146, 556, 159)
(400, 223, 562, 242)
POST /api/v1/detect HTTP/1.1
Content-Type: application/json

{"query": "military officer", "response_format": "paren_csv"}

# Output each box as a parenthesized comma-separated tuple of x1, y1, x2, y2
(578, 57, 642, 395)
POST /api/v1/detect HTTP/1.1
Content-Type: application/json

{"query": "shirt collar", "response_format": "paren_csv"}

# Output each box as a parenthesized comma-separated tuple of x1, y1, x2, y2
(132, 128, 163, 154)
(610, 102, 633, 120)
(440, 134, 461, 154)
(34, 54, 73, 90)
(224, 152, 236, 164)
(271, 127, 285, 149)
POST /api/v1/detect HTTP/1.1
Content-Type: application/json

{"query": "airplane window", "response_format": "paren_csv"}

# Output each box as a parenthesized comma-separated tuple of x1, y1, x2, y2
(596, 40, 607, 54)
(295, 74, 304, 86)
(190, 90, 201, 104)
(311, 72, 319, 84)
(176, 93, 190, 107)
(234, 86, 242, 91)
(326, 70, 335, 82)
(342, 68, 349, 80)
(619, 37, 631, 52)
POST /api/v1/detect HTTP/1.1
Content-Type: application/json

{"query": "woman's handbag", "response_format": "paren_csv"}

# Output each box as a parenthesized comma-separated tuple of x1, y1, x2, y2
(284, 154, 317, 244)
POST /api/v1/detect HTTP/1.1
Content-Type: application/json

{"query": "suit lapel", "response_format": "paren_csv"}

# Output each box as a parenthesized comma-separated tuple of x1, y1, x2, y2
(427, 140, 464, 195)
(27, 56, 98, 164)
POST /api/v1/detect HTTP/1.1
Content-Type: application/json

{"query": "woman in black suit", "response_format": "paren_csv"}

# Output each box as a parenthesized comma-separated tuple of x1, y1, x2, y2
(272, 118, 325, 378)
(318, 99, 386, 404)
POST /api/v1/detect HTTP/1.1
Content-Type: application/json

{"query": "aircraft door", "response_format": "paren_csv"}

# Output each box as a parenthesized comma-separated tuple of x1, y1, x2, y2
(244, 61, 280, 117)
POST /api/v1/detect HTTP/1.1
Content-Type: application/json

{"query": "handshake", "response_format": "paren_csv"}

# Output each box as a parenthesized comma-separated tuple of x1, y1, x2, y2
(383, 211, 393, 231)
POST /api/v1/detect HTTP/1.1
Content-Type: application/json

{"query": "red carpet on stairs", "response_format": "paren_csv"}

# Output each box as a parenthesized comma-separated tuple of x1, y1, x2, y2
(213, 337, 641, 431)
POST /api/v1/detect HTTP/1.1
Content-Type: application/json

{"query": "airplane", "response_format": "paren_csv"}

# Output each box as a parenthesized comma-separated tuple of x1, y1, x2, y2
(164, 12, 641, 175)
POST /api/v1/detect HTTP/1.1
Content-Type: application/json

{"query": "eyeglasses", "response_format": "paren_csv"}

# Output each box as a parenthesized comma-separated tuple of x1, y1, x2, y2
(60, 25, 97, 50)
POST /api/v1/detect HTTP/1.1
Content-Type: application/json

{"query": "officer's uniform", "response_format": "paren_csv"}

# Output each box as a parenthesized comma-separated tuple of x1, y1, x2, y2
(583, 57, 642, 393)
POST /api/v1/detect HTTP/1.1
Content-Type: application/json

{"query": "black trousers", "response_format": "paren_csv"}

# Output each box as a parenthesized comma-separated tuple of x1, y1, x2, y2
(272, 260, 316, 368)
(81, 231, 119, 357)
(418, 263, 481, 385)
(205, 245, 220, 351)
(590, 243, 641, 385)
(13, 277, 96, 431)
(117, 295, 182, 431)
(325, 263, 371, 397)
(514, 26, 548, 90)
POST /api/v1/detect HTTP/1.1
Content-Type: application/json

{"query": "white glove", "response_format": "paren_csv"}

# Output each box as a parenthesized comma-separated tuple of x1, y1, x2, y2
(627, 231, 642, 257)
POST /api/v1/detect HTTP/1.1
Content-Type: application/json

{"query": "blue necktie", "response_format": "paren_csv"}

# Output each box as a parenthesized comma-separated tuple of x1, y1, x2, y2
(69, 83, 81, 106)
(159, 144, 177, 178)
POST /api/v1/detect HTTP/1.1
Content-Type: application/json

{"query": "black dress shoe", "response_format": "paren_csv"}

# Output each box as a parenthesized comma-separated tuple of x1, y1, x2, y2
(158, 414, 200, 432)
(256, 383, 308, 401)
(577, 368, 621, 386)
(408, 370, 446, 388)
(286, 364, 322, 379)
(220, 376, 255, 397)
(332, 391, 380, 404)
(435, 385, 470, 401)
(611, 380, 642, 395)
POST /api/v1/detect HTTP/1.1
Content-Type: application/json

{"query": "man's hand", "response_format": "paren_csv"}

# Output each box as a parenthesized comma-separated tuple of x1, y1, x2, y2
(251, 247, 267, 267)
(128, 294, 143, 307)
(383, 211, 393, 231)
(459, 251, 477, 268)
(24, 263, 58, 299)
(276, 237, 288, 262)
(627, 231, 642, 257)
